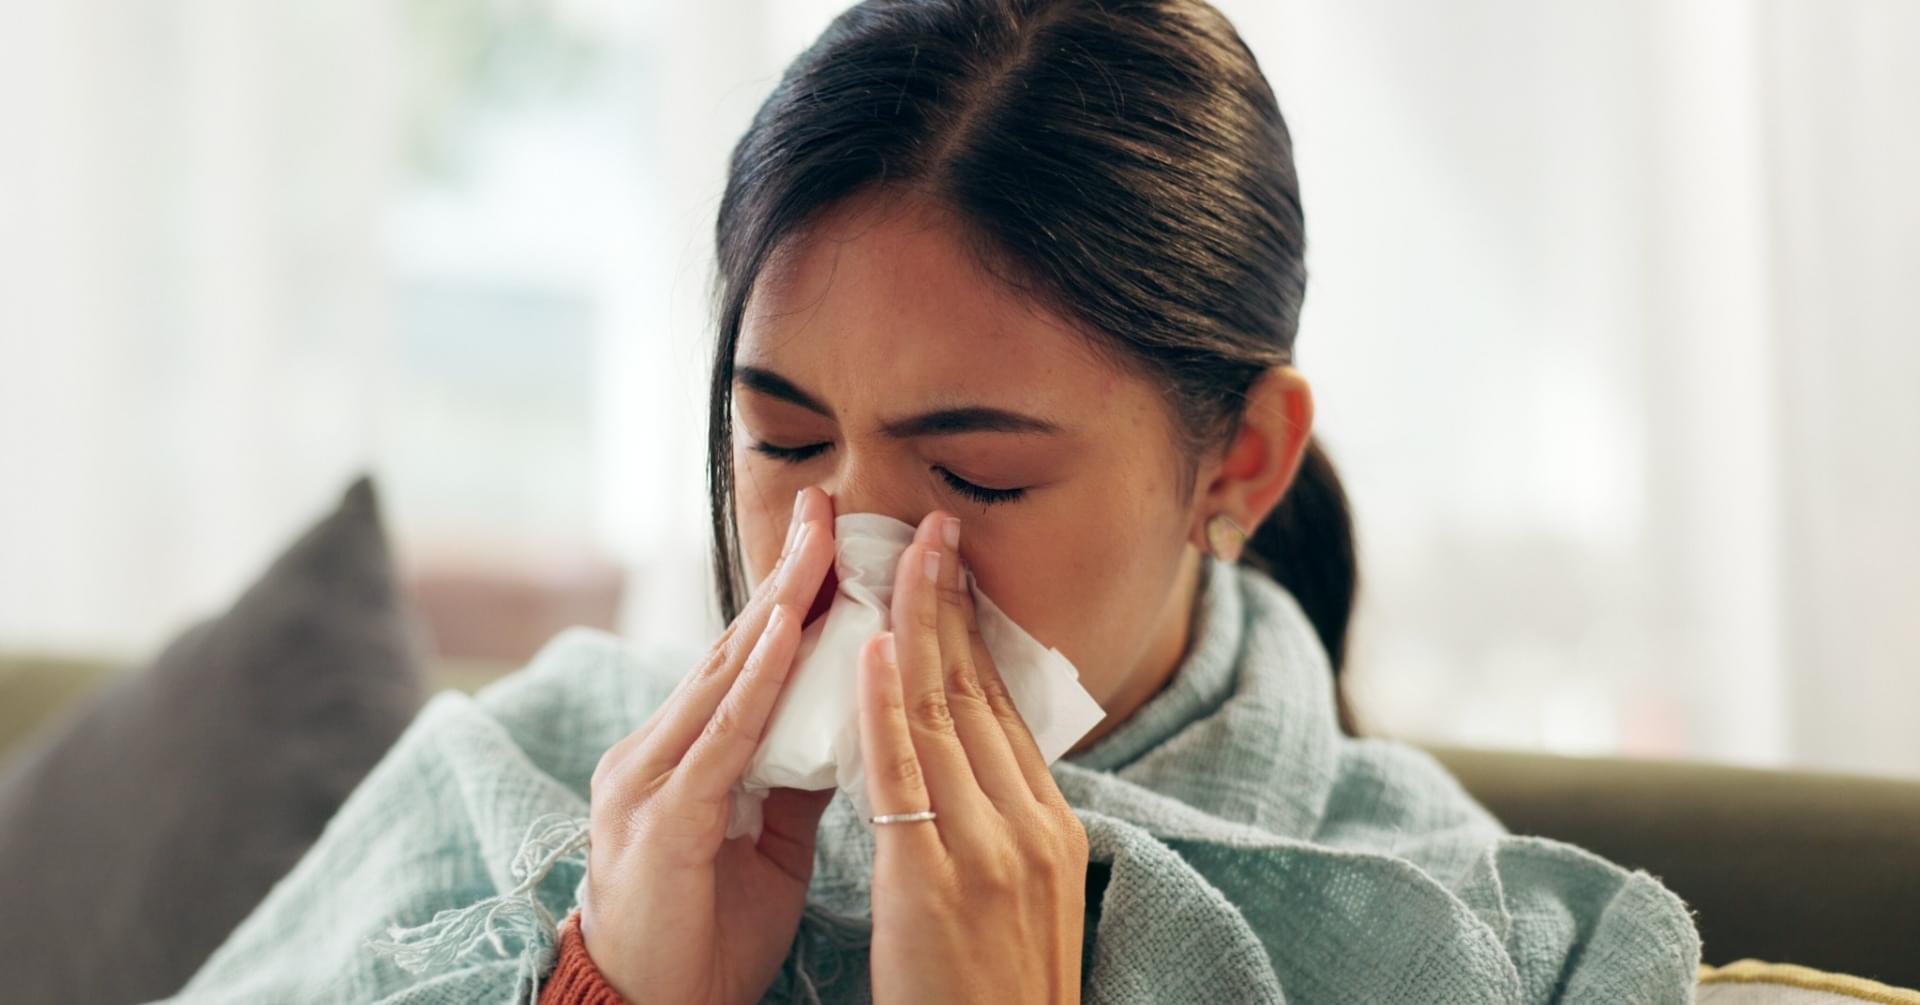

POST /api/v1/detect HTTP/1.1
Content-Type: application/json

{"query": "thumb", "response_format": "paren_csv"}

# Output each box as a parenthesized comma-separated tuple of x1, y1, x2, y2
(757, 786, 837, 863)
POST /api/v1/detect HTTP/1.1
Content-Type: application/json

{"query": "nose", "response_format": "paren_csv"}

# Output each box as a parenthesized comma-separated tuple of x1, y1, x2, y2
(810, 457, 931, 531)
(799, 466, 926, 630)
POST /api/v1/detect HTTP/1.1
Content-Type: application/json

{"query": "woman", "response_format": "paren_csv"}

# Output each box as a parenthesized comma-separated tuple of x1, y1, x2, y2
(160, 1, 1701, 1002)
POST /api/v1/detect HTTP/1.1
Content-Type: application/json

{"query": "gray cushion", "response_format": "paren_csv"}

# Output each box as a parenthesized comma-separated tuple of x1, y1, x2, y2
(0, 475, 427, 1004)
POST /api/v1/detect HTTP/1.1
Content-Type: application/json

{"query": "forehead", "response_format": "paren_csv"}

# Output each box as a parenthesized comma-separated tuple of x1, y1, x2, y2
(736, 190, 1128, 412)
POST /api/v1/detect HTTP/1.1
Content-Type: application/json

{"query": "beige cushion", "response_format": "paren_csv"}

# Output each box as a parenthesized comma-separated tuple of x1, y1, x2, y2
(1698, 959, 1920, 1003)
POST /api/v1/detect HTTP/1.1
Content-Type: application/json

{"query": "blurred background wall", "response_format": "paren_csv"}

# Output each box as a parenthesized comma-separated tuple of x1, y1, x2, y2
(1, 0, 1915, 776)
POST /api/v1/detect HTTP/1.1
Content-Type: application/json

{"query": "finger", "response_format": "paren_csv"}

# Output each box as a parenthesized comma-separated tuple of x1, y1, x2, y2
(593, 527, 785, 793)
(930, 518, 1028, 807)
(630, 485, 814, 742)
(620, 489, 805, 750)
(674, 602, 803, 803)
(887, 512, 997, 840)
(963, 586, 1063, 807)
(857, 631, 943, 860)
(632, 620, 738, 741)
(597, 621, 744, 798)
(614, 487, 834, 784)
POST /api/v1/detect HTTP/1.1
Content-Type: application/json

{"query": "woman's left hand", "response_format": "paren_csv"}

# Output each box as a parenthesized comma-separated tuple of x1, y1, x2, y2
(856, 509, 1089, 1005)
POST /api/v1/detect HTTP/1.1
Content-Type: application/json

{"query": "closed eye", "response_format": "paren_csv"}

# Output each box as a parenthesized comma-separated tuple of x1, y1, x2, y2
(749, 440, 830, 463)
(747, 440, 1028, 507)
(935, 467, 1026, 506)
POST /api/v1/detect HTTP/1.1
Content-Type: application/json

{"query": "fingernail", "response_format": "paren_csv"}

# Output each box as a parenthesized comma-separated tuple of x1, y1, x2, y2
(784, 489, 804, 550)
(879, 632, 896, 666)
(784, 523, 811, 573)
(942, 516, 960, 550)
(922, 549, 941, 582)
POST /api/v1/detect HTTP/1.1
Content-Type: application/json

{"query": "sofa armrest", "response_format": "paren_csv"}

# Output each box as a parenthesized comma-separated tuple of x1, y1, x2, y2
(1420, 742, 1920, 989)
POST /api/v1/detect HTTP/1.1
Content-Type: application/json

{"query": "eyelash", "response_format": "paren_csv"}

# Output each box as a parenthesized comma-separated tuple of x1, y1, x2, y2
(748, 440, 1028, 506)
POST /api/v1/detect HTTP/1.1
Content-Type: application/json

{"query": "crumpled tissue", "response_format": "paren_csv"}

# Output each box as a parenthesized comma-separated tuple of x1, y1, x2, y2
(725, 512, 1107, 841)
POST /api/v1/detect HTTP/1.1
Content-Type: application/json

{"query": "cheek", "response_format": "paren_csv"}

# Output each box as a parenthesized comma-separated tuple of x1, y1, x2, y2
(732, 455, 803, 586)
(963, 484, 1184, 690)
(967, 503, 1128, 645)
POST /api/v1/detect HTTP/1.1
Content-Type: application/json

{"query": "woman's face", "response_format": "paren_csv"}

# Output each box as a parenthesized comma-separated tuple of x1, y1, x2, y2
(730, 189, 1211, 745)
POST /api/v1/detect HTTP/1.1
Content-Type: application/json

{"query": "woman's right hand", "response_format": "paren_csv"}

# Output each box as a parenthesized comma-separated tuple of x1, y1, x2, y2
(577, 486, 839, 1004)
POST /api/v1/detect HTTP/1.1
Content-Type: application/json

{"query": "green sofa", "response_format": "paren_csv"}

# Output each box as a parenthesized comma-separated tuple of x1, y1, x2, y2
(4, 652, 1917, 990)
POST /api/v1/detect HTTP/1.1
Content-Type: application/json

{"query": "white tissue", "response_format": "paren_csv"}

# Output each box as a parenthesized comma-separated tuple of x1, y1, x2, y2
(724, 512, 1107, 841)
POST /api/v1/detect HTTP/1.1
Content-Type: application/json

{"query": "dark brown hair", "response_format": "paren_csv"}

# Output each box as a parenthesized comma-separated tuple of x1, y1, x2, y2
(706, 0, 1361, 733)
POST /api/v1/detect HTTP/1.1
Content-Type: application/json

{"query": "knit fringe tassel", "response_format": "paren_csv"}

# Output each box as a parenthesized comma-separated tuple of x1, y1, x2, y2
(365, 812, 592, 1002)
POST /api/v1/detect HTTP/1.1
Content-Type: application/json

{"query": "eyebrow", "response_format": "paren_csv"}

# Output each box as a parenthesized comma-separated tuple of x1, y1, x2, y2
(734, 365, 1065, 438)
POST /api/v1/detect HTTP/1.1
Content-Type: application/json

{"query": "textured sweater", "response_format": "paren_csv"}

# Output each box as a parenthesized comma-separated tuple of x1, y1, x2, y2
(153, 554, 1702, 1003)
(537, 910, 623, 1003)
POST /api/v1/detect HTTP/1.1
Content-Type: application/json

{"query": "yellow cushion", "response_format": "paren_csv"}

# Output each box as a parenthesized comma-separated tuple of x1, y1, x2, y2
(1699, 959, 1920, 1003)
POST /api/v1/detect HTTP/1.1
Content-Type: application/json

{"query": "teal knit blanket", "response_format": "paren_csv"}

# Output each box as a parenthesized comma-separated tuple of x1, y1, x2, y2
(155, 555, 1701, 1003)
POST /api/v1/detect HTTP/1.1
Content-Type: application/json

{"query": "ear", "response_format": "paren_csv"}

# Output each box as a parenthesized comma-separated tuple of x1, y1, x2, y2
(1188, 366, 1314, 560)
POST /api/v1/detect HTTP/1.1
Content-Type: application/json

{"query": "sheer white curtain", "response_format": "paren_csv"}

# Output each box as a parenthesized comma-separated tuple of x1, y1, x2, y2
(1217, 0, 1920, 775)
(2, 0, 1914, 776)
(1757, 2, 1920, 773)
(0, 0, 401, 655)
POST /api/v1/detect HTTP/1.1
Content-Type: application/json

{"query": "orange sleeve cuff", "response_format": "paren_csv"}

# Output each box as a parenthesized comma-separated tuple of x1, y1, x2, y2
(539, 909, 630, 1004)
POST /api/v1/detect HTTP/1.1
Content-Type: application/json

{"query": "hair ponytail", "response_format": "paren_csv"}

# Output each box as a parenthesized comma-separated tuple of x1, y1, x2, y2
(1240, 437, 1362, 735)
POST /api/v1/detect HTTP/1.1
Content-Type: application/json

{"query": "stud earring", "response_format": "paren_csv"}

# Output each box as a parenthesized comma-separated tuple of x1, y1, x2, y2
(1205, 513, 1248, 561)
